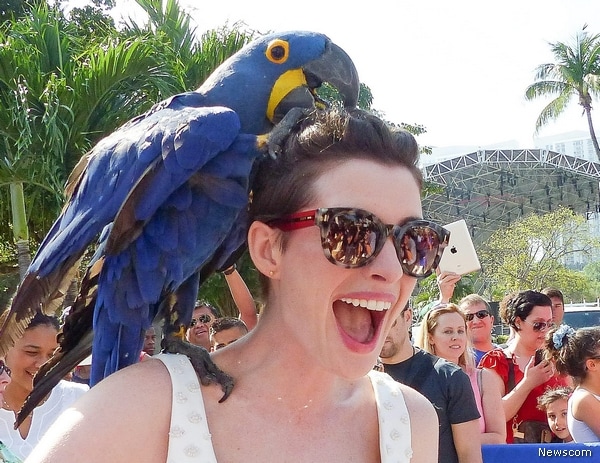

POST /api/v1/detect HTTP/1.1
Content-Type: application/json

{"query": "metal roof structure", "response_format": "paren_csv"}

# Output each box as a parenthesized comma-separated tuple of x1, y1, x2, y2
(421, 149, 600, 245)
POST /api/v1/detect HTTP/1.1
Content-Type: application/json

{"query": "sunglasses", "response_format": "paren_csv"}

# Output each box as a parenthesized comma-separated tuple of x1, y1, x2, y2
(190, 314, 214, 327)
(523, 318, 555, 332)
(267, 207, 449, 278)
(465, 310, 490, 322)
(0, 360, 11, 377)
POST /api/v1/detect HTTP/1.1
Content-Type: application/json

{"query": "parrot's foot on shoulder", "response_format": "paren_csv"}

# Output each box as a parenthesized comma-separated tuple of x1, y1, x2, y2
(162, 337, 234, 403)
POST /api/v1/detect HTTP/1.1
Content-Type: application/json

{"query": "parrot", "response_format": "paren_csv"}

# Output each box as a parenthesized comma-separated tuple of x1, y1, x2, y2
(0, 30, 359, 427)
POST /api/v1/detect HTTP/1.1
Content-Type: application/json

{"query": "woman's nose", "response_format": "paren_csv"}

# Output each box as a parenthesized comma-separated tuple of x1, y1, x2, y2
(368, 238, 404, 282)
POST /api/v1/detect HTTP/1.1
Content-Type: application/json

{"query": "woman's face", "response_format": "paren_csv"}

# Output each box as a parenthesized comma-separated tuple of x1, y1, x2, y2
(516, 305, 553, 349)
(428, 312, 467, 364)
(273, 159, 423, 378)
(5, 324, 58, 393)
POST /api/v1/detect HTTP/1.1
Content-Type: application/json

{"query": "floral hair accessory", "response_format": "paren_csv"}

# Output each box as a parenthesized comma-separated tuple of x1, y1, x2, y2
(552, 324, 575, 349)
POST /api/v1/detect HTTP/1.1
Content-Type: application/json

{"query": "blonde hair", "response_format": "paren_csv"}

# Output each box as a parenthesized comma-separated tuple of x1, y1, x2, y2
(417, 303, 475, 371)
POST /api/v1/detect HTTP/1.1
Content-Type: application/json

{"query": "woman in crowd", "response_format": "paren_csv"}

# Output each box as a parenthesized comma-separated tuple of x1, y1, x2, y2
(0, 313, 87, 461)
(28, 108, 442, 463)
(418, 303, 506, 444)
(544, 324, 600, 442)
(479, 290, 570, 443)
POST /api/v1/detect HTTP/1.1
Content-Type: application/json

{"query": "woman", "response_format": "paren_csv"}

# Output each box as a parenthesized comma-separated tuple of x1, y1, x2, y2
(417, 304, 506, 444)
(28, 108, 443, 463)
(545, 324, 600, 442)
(0, 314, 88, 460)
(479, 290, 570, 443)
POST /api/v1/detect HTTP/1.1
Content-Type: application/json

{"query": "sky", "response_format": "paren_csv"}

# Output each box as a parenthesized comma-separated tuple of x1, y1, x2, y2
(69, 0, 600, 150)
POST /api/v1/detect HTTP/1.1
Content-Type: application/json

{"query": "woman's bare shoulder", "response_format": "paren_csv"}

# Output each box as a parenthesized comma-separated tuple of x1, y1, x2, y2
(398, 382, 436, 418)
(27, 358, 173, 463)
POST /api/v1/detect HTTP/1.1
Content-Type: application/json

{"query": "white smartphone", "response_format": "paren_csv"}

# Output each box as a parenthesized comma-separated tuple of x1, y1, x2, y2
(438, 219, 481, 275)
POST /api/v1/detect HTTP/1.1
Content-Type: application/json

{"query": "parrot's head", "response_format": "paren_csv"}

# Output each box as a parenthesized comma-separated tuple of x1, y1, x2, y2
(198, 30, 360, 134)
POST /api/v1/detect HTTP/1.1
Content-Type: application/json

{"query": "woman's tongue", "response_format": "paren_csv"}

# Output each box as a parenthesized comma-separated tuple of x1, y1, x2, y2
(333, 300, 374, 343)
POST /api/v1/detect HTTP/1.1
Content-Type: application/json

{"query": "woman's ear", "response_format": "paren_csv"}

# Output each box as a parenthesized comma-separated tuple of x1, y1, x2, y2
(427, 333, 434, 347)
(586, 358, 599, 372)
(248, 221, 282, 278)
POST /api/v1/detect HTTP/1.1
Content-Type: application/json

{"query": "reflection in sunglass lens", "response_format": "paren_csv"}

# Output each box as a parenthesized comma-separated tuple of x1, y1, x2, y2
(465, 310, 490, 322)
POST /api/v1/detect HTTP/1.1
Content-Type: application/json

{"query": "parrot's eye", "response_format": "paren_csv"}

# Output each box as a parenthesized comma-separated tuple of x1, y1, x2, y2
(266, 39, 289, 64)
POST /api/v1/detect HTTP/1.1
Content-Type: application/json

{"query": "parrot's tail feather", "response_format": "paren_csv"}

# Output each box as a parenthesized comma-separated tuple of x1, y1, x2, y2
(15, 260, 101, 428)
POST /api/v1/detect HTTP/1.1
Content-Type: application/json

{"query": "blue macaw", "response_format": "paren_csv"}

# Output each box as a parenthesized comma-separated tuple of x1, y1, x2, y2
(1, 30, 359, 425)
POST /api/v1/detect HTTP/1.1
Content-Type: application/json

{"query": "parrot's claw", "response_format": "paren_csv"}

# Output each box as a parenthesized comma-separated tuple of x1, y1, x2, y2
(266, 107, 312, 159)
(162, 336, 234, 402)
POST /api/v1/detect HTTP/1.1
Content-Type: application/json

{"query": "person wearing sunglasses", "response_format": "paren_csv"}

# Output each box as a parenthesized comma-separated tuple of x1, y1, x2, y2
(458, 294, 497, 365)
(28, 108, 441, 463)
(479, 290, 571, 444)
(185, 301, 219, 350)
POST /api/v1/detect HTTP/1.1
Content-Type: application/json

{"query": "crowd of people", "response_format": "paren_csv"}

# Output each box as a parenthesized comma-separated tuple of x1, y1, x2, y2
(0, 107, 598, 463)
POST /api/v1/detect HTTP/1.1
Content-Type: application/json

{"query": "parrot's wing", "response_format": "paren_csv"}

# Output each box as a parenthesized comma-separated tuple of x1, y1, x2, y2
(87, 110, 260, 383)
(0, 98, 240, 356)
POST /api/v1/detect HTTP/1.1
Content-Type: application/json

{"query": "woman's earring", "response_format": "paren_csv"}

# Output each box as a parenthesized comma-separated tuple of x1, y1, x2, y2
(269, 270, 274, 277)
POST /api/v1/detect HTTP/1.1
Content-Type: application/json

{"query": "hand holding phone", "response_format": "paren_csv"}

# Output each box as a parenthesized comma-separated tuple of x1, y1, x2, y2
(534, 349, 544, 366)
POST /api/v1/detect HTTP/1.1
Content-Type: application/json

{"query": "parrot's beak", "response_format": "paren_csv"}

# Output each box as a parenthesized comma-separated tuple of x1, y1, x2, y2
(269, 40, 360, 123)
(304, 41, 360, 108)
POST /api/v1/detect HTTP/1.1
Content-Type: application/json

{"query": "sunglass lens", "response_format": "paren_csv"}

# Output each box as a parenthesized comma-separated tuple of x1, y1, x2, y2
(476, 310, 489, 319)
(323, 211, 378, 267)
(199, 314, 213, 324)
(397, 225, 442, 277)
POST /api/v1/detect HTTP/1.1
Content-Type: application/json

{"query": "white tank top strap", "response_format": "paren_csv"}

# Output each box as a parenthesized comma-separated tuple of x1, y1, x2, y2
(368, 370, 413, 462)
(155, 353, 218, 463)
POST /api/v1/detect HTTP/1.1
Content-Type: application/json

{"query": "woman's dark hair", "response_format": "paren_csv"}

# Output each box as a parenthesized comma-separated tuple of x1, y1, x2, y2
(499, 290, 552, 330)
(545, 325, 600, 382)
(249, 107, 421, 296)
(26, 312, 60, 331)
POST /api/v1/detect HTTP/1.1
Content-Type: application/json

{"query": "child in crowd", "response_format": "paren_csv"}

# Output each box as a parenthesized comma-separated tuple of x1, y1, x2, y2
(545, 325, 600, 442)
(537, 386, 574, 443)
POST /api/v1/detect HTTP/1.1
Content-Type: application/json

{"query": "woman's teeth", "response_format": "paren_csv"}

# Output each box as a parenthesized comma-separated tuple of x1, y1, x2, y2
(340, 298, 391, 311)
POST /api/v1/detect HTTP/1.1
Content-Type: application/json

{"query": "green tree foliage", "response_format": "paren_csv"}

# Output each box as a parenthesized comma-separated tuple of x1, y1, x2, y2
(479, 206, 599, 300)
(60, 0, 116, 40)
(0, 1, 176, 282)
(525, 26, 600, 159)
(0, 0, 29, 25)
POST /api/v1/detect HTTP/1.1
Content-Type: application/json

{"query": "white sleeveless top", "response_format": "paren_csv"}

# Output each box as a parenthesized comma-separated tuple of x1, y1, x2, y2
(156, 353, 413, 463)
(568, 389, 600, 443)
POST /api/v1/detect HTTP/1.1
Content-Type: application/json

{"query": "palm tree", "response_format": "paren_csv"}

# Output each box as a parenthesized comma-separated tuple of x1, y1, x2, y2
(525, 27, 600, 160)
(0, 2, 175, 277)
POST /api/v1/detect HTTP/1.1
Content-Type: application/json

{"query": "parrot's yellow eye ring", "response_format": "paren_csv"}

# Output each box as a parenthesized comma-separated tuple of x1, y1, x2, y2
(266, 39, 289, 64)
